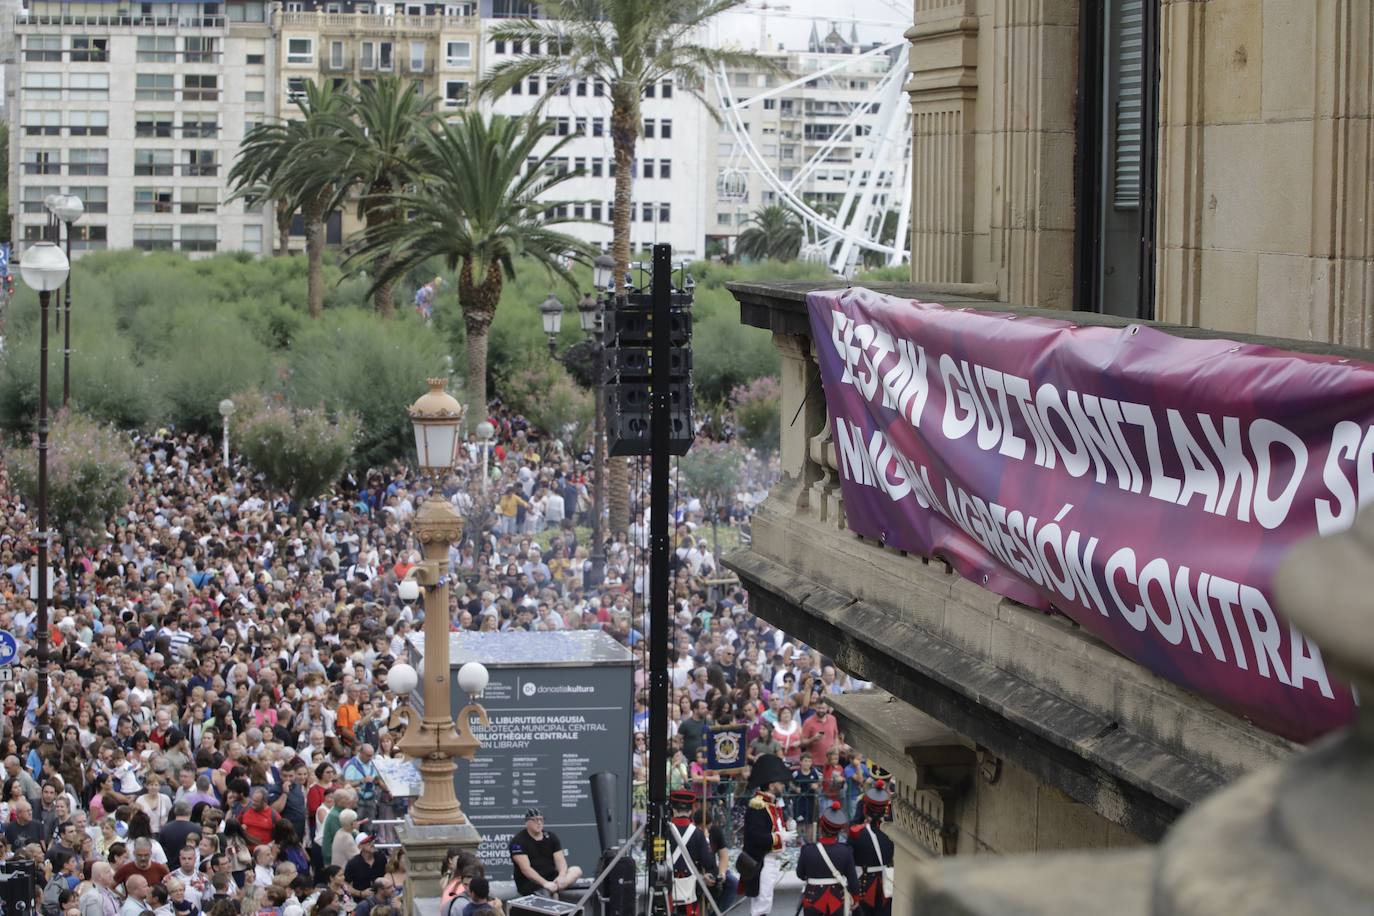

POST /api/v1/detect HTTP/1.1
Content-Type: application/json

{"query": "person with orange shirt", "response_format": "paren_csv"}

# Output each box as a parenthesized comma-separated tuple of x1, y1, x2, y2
(335, 685, 363, 748)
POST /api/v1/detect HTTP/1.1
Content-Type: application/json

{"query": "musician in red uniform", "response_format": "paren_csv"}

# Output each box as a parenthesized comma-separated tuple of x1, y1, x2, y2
(667, 789, 714, 915)
(796, 800, 860, 915)
(849, 780, 895, 916)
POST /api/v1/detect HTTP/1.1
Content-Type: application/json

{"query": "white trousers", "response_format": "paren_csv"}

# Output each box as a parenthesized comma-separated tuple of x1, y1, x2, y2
(751, 852, 784, 915)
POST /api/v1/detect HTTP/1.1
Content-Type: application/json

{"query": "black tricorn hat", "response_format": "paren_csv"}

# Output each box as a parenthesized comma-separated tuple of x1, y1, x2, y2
(748, 753, 791, 790)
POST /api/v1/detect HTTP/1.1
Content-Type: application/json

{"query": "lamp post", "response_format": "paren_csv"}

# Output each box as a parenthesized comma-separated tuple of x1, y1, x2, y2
(218, 399, 235, 469)
(19, 241, 70, 730)
(48, 195, 82, 407)
(474, 420, 495, 495)
(393, 377, 484, 905)
(539, 293, 564, 357)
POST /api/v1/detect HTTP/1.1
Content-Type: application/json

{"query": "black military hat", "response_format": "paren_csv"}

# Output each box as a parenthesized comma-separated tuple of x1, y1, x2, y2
(861, 778, 892, 818)
(820, 800, 848, 836)
(748, 753, 791, 790)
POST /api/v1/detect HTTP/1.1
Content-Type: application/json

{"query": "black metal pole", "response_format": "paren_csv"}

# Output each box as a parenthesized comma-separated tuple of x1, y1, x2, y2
(36, 288, 51, 729)
(62, 225, 72, 407)
(646, 243, 672, 915)
(589, 356, 607, 587)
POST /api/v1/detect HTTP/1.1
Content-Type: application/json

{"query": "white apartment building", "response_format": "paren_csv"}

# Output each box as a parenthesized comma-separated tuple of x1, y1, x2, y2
(707, 27, 900, 255)
(6, 0, 279, 257)
(478, 0, 710, 260)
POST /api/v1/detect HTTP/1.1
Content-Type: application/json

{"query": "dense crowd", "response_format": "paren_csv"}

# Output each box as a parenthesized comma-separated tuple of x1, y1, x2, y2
(0, 402, 877, 916)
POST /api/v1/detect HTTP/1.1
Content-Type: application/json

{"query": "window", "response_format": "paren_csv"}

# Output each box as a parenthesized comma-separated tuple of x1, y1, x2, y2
(576, 79, 587, 96)
(70, 225, 108, 251)
(763, 98, 776, 110)
(660, 119, 672, 139)
(246, 39, 267, 65)
(136, 74, 174, 101)
(659, 203, 671, 223)
(181, 187, 217, 214)
(23, 225, 48, 241)
(660, 159, 672, 179)
(642, 203, 653, 223)
(444, 81, 469, 107)
(182, 114, 219, 138)
(245, 75, 266, 104)
(717, 213, 732, 226)
(242, 224, 264, 254)
(1077, 0, 1160, 319)
(25, 36, 61, 61)
(574, 117, 586, 135)
(329, 41, 345, 69)
(22, 186, 60, 213)
(67, 186, 108, 214)
(133, 227, 175, 251)
(511, 39, 522, 54)
(590, 203, 602, 222)
(408, 41, 426, 72)
(547, 117, 569, 136)
(573, 157, 586, 174)
(379, 42, 393, 70)
(287, 38, 314, 65)
(68, 149, 109, 177)
(183, 150, 218, 177)
(135, 188, 174, 213)
(643, 120, 655, 139)
(22, 73, 61, 100)
(527, 76, 540, 94)
(494, 39, 505, 54)
(134, 150, 174, 177)
(644, 82, 655, 99)
(511, 79, 522, 95)
(22, 111, 61, 136)
(661, 80, 673, 98)
(361, 41, 376, 69)
(137, 36, 177, 62)
(68, 73, 108, 99)
(248, 52, 265, 64)
(69, 111, 108, 137)
(136, 112, 173, 138)
(608, 159, 617, 178)
(574, 204, 585, 219)
(184, 36, 218, 62)
(591, 159, 603, 178)
(228, 1, 267, 21)
(592, 118, 605, 138)
(558, 80, 570, 96)
(23, 149, 60, 175)
(183, 74, 218, 101)
(445, 40, 471, 67)
(642, 160, 654, 179)
(70, 36, 110, 62)
(594, 79, 605, 97)
(287, 77, 307, 102)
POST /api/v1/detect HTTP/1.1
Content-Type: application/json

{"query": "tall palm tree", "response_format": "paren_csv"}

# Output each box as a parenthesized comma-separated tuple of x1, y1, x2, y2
(348, 112, 591, 413)
(229, 80, 351, 316)
(321, 76, 439, 318)
(477, 0, 773, 531)
(737, 204, 804, 262)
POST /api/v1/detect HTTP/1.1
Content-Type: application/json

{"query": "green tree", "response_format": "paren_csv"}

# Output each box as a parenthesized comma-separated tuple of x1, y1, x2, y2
(322, 76, 439, 319)
(504, 361, 596, 452)
(230, 390, 358, 509)
(229, 79, 352, 316)
(478, 0, 775, 532)
(737, 204, 804, 262)
(6, 409, 135, 540)
(679, 440, 744, 561)
(348, 112, 589, 415)
(732, 376, 781, 454)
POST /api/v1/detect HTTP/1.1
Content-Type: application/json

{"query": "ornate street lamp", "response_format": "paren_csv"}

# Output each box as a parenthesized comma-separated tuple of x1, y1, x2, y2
(218, 398, 235, 469)
(593, 253, 616, 294)
(474, 420, 496, 495)
(47, 195, 82, 407)
(540, 293, 565, 355)
(19, 241, 70, 729)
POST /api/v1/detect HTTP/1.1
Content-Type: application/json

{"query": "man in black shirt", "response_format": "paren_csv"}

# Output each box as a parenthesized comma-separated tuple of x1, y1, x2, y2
(343, 834, 388, 894)
(509, 809, 583, 898)
(677, 700, 711, 761)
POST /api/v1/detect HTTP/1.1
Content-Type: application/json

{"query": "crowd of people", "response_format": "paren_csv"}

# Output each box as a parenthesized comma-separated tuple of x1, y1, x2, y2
(0, 400, 882, 916)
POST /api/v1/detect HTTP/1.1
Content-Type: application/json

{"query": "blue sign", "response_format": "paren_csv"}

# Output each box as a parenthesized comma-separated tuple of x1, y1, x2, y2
(0, 243, 10, 276)
(0, 631, 18, 666)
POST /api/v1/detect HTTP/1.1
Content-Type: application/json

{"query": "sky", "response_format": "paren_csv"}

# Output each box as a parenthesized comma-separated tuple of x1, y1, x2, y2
(708, 0, 912, 53)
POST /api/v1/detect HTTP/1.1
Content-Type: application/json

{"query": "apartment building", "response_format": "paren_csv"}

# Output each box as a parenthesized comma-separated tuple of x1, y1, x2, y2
(477, 0, 710, 260)
(6, 0, 278, 256)
(707, 27, 899, 256)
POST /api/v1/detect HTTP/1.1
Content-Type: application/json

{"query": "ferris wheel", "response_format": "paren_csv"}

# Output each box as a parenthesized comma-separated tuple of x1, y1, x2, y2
(712, 35, 913, 276)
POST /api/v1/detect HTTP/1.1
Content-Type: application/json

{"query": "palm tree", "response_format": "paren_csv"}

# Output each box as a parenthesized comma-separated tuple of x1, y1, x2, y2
(477, 0, 774, 531)
(229, 80, 351, 316)
(321, 76, 439, 318)
(737, 204, 804, 262)
(348, 112, 591, 413)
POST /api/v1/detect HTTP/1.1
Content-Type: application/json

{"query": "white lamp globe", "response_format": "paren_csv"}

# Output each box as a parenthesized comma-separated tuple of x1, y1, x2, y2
(218, 398, 236, 419)
(457, 662, 489, 697)
(475, 420, 495, 442)
(387, 663, 419, 696)
(19, 242, 70, 293)
(52, 194, 84, 225)
(397, 578, 421, 603)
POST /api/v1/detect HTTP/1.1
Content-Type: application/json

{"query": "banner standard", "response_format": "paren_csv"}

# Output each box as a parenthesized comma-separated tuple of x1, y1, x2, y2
(807, 288, 1361, 742)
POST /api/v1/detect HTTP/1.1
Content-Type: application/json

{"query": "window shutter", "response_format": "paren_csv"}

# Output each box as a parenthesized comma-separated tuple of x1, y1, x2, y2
(1113, 0, 1145, 208)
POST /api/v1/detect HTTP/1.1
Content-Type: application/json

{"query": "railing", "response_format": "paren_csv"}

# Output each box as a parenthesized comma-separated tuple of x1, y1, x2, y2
(279, 11, 475, 31)
(323, 56, 353, 72)
(657, 773, 884, 848)
(16, 14, 226, 28)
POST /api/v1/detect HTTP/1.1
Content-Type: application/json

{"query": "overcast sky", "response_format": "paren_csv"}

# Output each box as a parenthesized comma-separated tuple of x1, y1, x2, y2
(709, 0, 912, 52)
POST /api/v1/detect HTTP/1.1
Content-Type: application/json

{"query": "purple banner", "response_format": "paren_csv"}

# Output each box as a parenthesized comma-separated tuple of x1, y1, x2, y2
(807, 288, 1361, 742)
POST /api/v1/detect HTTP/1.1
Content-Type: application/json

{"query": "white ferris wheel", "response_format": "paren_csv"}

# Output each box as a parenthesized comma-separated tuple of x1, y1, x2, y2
(711, 9, 912, 277)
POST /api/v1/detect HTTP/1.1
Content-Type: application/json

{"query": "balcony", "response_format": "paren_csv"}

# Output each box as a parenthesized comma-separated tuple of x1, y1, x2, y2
(278, 10, 475, 34)
(15, 13, 226, 29)
(323, 56, 353, 72)
(405, 60, 434, 76)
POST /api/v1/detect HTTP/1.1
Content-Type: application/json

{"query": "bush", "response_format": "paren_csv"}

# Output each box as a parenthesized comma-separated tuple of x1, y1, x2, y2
(5, 409, 135, 540)
(230, 389, 358, 506)
(502, 360, 595, 451)
(732, 376, 781, 454)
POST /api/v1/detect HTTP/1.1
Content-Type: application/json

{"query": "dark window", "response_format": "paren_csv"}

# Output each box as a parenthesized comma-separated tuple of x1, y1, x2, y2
(1075, 0, 1160, 319)
(660, 120, 672, 139)
(643, 120, 654, 139)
